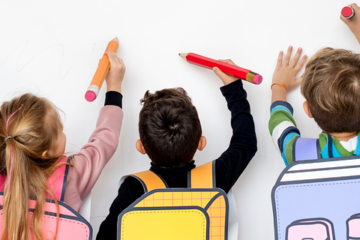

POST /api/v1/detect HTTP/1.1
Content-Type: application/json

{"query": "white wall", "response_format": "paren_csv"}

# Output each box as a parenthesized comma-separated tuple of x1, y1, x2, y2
(0, 0, 358, 239)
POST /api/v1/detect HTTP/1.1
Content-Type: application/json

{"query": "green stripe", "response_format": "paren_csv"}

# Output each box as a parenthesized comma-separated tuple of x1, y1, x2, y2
(319, 133, 355, 157)
(285, 135, 298, 165)
(269, 110, 297, 135)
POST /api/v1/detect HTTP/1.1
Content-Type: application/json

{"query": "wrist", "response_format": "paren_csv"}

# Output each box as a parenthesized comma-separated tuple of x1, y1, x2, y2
(271, 85, 287, 103)
(107, 84, 122, 93)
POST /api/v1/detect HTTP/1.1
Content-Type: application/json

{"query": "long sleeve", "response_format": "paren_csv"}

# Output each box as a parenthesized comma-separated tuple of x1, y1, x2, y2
(215, 80, 257, 193)
(268, 100, 300, 166)
(96, 177, 144, 240)
(64, 93, 124, 212)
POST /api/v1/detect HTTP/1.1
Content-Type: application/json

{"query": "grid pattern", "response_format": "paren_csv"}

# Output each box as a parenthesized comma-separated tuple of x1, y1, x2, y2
(134, 191, 226, 240)
(207, 196, 226, 240)
(135, 191, 218, 208)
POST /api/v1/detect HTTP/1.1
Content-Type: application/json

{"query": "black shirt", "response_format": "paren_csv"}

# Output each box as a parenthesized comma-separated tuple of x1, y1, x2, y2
(97, 80, 257, 239)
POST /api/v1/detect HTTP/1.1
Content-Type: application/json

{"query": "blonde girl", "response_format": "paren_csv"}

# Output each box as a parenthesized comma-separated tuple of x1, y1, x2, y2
(0, 50, 125, 240)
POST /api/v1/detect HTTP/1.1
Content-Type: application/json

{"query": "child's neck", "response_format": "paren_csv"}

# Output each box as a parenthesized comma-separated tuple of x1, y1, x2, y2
(327, 131, 358, 142)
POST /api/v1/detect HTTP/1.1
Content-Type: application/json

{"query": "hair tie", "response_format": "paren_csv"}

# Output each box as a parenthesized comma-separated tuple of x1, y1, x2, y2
(4, 136, 13, 144)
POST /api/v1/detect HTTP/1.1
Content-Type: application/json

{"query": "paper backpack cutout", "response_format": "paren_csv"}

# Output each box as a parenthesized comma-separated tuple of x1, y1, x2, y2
(272, 138, 360, 240)
(118, 188, 228, 240)
(117, 161, 238, 240)
(0, 157, 92, 240)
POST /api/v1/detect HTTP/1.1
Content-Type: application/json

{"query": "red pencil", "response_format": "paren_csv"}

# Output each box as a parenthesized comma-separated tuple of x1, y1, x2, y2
(342, 6, 355, 19)
(179, 53, 262, 85)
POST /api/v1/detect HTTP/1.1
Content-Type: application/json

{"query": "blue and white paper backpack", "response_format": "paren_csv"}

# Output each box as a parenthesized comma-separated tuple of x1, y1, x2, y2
(272, 137, 360, 240)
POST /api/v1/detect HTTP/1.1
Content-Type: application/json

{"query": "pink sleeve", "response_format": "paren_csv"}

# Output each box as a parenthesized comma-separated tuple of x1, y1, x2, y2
(64, 105, 123, 211)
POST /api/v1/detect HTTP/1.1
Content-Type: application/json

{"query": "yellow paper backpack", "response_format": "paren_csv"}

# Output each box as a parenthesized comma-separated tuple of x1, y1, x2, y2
(117, 161, 230, 240)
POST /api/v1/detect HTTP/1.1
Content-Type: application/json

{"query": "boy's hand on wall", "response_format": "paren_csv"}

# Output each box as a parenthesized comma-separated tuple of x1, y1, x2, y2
(213, 59, 239, 85)
(272, 46, 307, 92)
(104, 50, 126, 93)
(341, 3, 360, 44)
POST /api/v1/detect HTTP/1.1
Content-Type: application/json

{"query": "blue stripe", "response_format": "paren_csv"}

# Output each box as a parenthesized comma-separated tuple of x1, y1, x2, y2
(282, 151, 289, 166)
(321, 141, 343, 159)
(278, 127, 301, 153)
(270, 100, 294, 114)
(282, 132, 299, 156)
(332, 143, 342, 158)
(354, 136, 360, 156)
(271, 105, 292, 115)
(321, 143, 329, 159)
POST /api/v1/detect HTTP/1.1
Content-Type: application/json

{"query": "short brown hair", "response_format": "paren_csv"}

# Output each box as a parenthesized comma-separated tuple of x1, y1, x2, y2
(301, 47, 360, 133)
(139, 88, 202, 167)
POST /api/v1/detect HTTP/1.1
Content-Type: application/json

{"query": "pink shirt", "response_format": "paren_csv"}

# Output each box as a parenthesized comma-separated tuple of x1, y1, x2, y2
(64, 105, 123, 212)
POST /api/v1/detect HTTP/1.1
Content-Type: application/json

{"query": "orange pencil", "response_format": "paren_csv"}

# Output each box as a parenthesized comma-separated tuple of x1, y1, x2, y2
(85, 37, 119, 102)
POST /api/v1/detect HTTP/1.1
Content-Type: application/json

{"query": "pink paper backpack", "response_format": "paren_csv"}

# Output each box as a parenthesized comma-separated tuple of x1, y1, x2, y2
(0, 156, 92, 240)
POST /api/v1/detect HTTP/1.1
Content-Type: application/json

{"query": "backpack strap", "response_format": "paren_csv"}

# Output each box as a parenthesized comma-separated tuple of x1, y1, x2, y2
(46, 156, 71, 201)
(0, 156, 71, 202)
(131, 170, 168, 193)
(293, 138, 320, 161)
(188, 161, 216, 188)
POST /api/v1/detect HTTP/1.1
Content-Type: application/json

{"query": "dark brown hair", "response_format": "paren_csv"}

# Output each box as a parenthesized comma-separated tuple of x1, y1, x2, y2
(139, 88, 202, 167)
(301, 47, 360, 133)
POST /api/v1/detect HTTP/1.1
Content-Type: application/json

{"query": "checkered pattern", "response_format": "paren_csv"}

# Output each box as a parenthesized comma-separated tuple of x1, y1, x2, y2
(207, 196, 226, 240)
(134, 191, 226, 240)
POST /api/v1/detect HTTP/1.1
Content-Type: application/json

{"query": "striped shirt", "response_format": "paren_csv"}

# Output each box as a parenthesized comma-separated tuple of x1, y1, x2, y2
(269, 101, 359, 166)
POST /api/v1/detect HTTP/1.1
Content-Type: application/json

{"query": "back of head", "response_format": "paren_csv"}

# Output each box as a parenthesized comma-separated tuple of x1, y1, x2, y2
(301, 47, 360, 133)
(0, 93, 63, 240)
(139, 88, 202, 167)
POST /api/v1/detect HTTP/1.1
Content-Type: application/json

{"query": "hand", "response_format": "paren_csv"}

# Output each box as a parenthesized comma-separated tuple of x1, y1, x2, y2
(213, 59, 238, 85)
(273, 46, 307, 91)
(104, 50, 125, 93)
(340, 3, 360, 44)
(271, 46, 307, 103)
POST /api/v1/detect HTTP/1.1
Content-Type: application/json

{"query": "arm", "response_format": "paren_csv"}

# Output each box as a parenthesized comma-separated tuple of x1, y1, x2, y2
(269, 47, 307, 165)
(211, 62, 257, 193)
(341, 3, 360, 44)
(64, 50, 126, 211)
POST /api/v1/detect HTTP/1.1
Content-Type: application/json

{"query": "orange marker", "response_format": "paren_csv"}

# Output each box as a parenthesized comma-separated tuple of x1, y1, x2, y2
(85, 37, 119, 102)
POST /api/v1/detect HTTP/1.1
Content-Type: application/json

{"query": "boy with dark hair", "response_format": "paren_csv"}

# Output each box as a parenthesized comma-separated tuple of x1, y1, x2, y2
(269, 4, 360, 165)
(97, 60, 257, 239)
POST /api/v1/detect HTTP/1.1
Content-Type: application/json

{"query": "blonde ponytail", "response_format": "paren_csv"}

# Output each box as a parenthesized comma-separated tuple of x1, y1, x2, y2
(0, 94, 66, 240)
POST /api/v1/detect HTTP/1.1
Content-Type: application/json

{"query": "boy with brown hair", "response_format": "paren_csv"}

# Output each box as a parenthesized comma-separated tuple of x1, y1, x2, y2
(269, 3, 360, 165)
(97, 60, 257, 239)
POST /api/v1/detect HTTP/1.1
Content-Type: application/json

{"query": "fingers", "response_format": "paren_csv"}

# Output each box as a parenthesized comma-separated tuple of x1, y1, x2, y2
(213, 67, 227, 78)
(277, 51, 284, 68)
(219, 59, 235, 66)
(105, 50, 118, 66)
(294, 55, 308, 72)
(213, 67, 228, 80)
(349, 3, 359, 9)
(289, 48, 303, 67)
(105, 50, 125, 70)
(283, 46, 293, 66)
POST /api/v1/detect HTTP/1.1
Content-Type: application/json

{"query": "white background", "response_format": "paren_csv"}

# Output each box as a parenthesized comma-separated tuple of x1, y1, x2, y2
(0, 0, 358, 239)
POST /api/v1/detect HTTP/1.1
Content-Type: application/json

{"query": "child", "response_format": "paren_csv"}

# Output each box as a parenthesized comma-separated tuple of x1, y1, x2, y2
(0, 50, 125, 240)
(269, 3, 360, 165)
(97, 60, 257, 239)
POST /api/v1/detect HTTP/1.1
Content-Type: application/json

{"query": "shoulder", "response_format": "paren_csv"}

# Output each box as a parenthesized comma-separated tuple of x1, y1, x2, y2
(119, 176, 145, 201)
